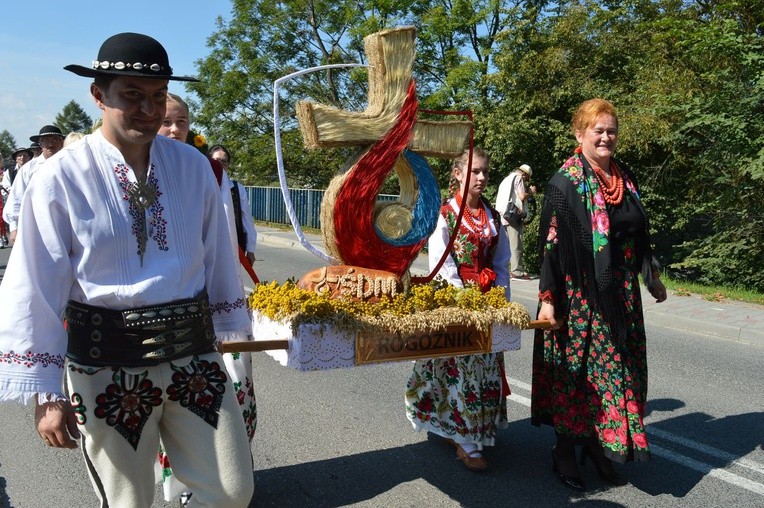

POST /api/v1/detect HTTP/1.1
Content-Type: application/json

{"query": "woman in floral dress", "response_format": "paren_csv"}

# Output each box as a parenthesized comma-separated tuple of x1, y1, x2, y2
(406, 147, 511, 471)
(533, 99, 667, 491)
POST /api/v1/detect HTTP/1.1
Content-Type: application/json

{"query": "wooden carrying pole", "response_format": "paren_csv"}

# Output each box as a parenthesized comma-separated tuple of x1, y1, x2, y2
(218, 320, 552, 353)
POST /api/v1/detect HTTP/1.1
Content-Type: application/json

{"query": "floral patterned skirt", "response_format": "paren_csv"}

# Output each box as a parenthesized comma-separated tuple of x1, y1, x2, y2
(531, 268, 650, 463)
(405, 353, 507, 447)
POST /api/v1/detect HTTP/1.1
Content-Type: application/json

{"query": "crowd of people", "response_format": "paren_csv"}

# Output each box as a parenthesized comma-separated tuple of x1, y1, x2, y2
(0, 31, 667, 507)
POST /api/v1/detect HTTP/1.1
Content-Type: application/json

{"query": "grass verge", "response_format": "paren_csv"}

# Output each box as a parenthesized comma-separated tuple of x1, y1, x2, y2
(661, 276, 764, 306)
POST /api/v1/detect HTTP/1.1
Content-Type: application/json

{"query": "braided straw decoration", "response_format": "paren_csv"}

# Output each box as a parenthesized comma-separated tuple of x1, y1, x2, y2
(374, 203, 412, 239)
(299, 26, 474, 273)
(296, 28, 414, 148)
(373, 153, 418, 239)
(410, 120, 472, 158)
(311, 28, 416, 262)
(320, 170, 348, 262)
(392, 153, 418, 208)
(296, 28, 471, 157)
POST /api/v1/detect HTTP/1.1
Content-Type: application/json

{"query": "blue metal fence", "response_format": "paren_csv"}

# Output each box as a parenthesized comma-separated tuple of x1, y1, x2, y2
(243, 186, 398, 229)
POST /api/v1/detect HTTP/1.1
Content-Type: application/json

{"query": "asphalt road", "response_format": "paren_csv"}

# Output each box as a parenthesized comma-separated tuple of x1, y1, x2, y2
(1, 241, 763, 507)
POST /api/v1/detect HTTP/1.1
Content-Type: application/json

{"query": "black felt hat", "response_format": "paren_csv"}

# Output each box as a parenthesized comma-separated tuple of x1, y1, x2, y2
(29, 125, 65, 143)
(64, 32, 198, 82)
(11, 147, 33, 159)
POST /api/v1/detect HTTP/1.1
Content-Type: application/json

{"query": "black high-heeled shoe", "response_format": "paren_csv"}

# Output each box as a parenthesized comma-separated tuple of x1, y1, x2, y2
(552, 447, 586, 491)
(580, 446, 628, 486)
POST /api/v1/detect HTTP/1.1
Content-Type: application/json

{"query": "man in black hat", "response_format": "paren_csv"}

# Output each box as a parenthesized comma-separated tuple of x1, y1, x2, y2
(29, 141, 42, 158)
(2, 126, 65, 246)
(8, 147, 33, 183)
(0, 33, 254, 507)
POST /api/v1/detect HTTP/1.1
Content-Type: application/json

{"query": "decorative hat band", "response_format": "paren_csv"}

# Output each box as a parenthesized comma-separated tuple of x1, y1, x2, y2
(64, 33, 198, 82)
(91, 60, 170, 73)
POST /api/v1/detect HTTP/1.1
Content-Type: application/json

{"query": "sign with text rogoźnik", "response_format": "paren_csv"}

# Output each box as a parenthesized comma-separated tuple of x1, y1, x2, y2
(355, 325, 492, 365)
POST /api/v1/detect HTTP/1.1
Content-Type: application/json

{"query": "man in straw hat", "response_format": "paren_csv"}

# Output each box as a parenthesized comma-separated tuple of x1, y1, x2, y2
(3, 126, 65, 246)
(0, 32, 254, 507)
(495, 163, 537, 279)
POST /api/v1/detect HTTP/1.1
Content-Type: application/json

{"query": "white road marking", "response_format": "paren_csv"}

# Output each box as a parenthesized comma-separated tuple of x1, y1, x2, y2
(508, 393, 531, 407)
(506, 377, 764, 497)
(509, 377, 532, 392)
(650, 444, 764, 496)
(648, 426, 764, 476)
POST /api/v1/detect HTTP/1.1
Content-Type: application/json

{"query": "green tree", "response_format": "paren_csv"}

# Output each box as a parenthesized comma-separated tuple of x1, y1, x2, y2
(0, 130, 17, 162)
(54, 100, 93, 136)
(187, 0, 524, 186)
(640, 2, 764, 290)
(188, 0, 763, 290)
(486, 0, 764, 289)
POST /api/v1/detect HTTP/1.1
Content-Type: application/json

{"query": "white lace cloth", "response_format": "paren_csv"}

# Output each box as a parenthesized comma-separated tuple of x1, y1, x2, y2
(252, 312, 521, 371)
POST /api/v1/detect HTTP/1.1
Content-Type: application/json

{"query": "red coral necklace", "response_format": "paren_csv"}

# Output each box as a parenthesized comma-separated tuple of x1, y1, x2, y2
(591, 160, 624, 206)
(455, 192, 488, 231)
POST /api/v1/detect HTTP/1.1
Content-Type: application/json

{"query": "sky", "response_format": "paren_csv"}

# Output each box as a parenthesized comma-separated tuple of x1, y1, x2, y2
(0, 1, 232, 148)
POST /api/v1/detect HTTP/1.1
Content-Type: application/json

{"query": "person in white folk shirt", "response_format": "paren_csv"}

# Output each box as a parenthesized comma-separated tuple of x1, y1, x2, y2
(495, 163, 537, 280)
(208, 144, 258, 266)
(3, 128, 65, 246)
(7, 146, 33, 184)
(0, 155, 10, 247)
(29, 141, 43, 158)
(405, 147, 512, 472)
(157, 92, 258, 506)
(0, 32, 254, 507)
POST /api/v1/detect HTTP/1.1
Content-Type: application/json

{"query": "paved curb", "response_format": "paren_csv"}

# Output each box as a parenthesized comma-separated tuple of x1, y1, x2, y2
(643, 309, 764, 346)
(258, 233, 307, 250)
(257, 230, 764, 348)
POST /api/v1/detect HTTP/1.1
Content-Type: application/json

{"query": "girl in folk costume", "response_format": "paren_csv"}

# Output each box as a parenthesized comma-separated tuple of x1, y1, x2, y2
(533, 98, 667, 491)
(405, 147, 511, 471)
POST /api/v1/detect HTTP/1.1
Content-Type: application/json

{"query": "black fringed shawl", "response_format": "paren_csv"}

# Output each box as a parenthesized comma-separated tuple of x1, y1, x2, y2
(538, 152, 659, 337)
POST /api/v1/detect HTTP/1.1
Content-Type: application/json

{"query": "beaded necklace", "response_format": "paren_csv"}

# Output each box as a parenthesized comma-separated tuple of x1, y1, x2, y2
(591, 159, 624, 206)
(455, 192, 489, 233)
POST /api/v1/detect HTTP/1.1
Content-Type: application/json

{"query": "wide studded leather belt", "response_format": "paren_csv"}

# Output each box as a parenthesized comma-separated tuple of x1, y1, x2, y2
(65, 292, 216, 367)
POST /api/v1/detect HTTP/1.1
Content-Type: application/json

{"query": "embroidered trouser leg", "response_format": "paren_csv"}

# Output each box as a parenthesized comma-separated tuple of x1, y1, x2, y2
(157, 351, 257, 501)
(67, 352, 254, 508)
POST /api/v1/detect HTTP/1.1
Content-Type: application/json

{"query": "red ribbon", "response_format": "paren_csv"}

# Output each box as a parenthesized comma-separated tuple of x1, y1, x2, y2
(238, 247, 259, 284)
(477, 268, 496, 293)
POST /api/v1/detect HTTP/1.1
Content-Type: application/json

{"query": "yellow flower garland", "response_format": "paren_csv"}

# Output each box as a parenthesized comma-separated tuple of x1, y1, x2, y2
(249, 280, 530, 335)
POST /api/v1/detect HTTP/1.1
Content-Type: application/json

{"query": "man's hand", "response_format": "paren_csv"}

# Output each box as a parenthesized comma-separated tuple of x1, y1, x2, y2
(35, 399, 79, 449)
(246, 251, 256, 265)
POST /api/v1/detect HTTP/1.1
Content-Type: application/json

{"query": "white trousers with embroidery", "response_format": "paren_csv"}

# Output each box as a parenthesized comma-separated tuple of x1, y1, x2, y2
(66, 352, 254, 508)
(156, 351, 256, 502)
